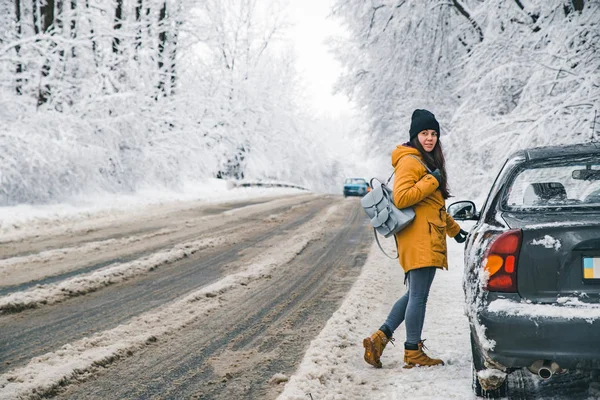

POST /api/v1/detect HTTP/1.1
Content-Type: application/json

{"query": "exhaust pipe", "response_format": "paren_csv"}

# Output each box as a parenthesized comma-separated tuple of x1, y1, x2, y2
(528, 360, 562, 380)
(538, 360, 553, 379)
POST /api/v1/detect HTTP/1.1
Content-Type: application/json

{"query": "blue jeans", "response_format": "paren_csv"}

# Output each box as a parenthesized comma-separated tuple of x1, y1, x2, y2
(380, 267, 437, 346)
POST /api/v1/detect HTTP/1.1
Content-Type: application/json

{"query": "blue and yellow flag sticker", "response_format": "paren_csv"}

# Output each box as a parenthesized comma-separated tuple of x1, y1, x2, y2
(584, 257, 600, 279)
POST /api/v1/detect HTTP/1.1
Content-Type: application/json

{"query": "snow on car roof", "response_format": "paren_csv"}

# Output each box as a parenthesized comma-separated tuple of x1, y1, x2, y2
(508, 142, 600, 161)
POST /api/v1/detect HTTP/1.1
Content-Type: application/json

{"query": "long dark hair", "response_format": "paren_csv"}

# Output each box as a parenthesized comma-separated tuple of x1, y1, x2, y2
(410, 137, 451, 199)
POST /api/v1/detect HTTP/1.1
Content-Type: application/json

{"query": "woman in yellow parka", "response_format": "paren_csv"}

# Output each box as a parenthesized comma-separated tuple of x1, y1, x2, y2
(363, 109, 467, 369)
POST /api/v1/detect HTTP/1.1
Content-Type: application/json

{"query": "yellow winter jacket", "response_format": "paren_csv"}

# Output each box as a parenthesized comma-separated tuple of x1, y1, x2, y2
(391, 145, 460, 273)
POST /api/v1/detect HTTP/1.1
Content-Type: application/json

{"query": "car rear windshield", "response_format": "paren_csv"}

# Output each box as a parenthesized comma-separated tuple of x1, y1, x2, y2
(345, 178, 366, 184)
(503, 156, 600, 211)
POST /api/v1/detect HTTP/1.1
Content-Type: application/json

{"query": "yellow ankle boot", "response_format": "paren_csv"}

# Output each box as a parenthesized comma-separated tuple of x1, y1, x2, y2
(363, 330, 391, 368)
(403, 341, 444, 368)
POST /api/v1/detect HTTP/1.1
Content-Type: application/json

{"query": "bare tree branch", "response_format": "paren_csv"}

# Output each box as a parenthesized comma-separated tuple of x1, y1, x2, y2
(112, 0, 123, 54)
(367, 5, 385, 39)
(450, 0, 484, 42)
(383, 1, 406, 32)
(15, 0, 23, 95)
(512, 0, 541, 32)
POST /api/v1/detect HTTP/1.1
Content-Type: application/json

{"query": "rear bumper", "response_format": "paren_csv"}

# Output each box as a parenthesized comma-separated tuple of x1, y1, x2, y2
(343, 188, 366, 196)
(477, 294, 600, 370)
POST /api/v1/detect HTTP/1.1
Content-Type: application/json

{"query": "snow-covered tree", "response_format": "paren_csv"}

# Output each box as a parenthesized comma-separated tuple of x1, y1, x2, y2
(0, 0, 364, 205)
(331, 0, 600, 199)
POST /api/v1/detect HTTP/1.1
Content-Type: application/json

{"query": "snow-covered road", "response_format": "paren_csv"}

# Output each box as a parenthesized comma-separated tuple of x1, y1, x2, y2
(1, 186, 599, 400)
(0, 188, 374, 399)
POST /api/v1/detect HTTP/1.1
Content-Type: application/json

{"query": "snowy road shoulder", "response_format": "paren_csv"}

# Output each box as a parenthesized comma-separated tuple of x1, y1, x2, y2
(278, 237, 475, 400)
(0, 181, 305, 243)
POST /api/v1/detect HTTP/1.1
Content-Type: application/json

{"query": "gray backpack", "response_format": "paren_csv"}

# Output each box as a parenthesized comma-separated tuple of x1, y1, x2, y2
(360, 155, 431, 258)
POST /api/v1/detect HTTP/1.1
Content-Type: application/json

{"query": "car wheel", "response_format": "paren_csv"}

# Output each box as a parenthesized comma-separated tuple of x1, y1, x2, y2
(471, 333, 508, 399)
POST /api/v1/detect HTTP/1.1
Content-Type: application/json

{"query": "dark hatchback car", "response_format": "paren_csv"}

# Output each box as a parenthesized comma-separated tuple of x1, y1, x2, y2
(343, 178, 370, 197)
(449, 142, 600, 398)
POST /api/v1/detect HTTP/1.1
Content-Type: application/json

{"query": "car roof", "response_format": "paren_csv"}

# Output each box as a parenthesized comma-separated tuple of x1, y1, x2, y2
(508, 141, 600, 161)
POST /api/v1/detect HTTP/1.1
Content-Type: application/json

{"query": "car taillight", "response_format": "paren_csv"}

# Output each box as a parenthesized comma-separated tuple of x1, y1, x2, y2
(483, 229, 522, 292)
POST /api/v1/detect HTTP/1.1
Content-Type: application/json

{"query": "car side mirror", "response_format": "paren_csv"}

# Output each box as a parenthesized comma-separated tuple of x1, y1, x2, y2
(448, 200, 478, 220)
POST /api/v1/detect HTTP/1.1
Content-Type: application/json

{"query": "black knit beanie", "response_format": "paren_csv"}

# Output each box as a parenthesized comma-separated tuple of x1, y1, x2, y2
(409, 109, 440, 140)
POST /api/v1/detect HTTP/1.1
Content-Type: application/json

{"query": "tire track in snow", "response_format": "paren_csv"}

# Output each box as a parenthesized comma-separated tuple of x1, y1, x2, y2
(0, 202, 343, 400)
(0, 228, 175, 292)
(0, 196, 327, 375)
(0, 197, 277, 251)
(0, 235, 226, 314)
(50, 199, 369, 399)
(0, 195, 318, 312)
(0, 195, 312, 271)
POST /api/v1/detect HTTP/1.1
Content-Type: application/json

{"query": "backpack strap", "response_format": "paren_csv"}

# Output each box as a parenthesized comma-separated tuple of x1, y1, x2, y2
(385, 154, 432, 185)
(377, 155, 431, 259)
(408, 155, 432, 173)
(373, 228, 399, 259)
(373, 154, 432, 260)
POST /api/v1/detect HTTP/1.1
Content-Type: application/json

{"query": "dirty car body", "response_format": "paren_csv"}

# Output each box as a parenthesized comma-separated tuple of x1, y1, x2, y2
(449, 142, 600, 398)
(343, 178, 369, 197)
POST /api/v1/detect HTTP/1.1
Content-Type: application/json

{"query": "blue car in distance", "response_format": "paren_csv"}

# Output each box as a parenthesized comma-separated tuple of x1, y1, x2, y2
(343, 178, 370, 197)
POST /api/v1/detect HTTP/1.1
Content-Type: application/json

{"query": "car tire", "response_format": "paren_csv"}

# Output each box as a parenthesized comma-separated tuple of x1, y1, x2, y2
(471, 333, 508, 399)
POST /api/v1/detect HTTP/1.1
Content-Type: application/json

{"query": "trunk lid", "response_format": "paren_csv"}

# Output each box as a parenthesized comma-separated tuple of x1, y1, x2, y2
(502, 211, 600, 303)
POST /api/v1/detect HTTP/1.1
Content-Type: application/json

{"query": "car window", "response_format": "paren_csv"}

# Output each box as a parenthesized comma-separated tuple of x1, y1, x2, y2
(504, 159, 600, 210)
(479, 156, 523, 220)
(345, 178, 366, 185)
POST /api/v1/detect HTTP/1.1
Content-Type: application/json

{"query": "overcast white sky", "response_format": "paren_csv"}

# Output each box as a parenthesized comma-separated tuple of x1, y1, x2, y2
(286, 0, 353, 117)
